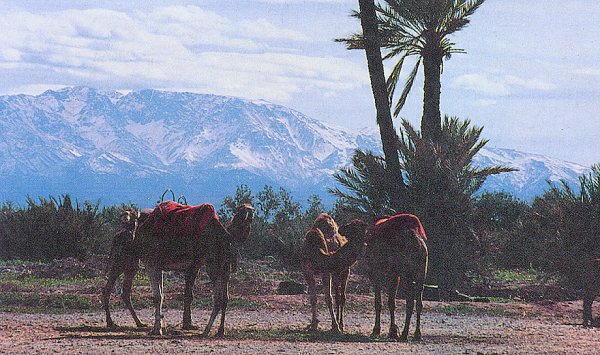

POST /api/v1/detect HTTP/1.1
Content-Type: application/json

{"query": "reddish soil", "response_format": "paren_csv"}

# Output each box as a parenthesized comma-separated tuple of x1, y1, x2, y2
(1, 295, 598, 354)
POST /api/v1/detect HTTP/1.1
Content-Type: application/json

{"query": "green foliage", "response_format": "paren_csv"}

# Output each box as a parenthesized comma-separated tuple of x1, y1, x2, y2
(44, 294, 93, 310)
(0, 195, 135, 261)
(330, 150, 396, 218)
(219, 185, 329, 265)
(435, 303, 513, 317)
(471, 192, 531, 269)
(522, 166, 600, 287)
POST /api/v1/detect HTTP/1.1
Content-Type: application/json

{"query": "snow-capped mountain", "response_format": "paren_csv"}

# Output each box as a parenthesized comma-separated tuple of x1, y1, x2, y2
(0, 87, 590, 206)
(474, 147, 589, 201)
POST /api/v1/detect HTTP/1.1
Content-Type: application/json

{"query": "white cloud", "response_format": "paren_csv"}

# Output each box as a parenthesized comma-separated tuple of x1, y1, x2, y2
(503, 75, 557, 91)
(453, 74, 508, 96)
(0, 6, 366, 103)
(574, 67, 600, 77)
(473, 99, 497, 107)
(453, 73, 556, 97)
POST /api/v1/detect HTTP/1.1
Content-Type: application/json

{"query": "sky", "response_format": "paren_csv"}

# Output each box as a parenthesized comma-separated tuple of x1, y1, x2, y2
(0, 0, 599, 166)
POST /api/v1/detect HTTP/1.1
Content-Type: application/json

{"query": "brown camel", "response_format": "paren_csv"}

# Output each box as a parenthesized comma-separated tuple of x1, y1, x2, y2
(134, 201, 254, 336)
(583, 258, 600, 327)
(301, 214, 368, 332)
(365, 214, 428, 341)
(102, 208, 149, 328)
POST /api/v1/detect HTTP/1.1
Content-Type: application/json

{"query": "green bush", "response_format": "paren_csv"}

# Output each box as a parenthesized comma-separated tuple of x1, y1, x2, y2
(0, 195, 135, 261)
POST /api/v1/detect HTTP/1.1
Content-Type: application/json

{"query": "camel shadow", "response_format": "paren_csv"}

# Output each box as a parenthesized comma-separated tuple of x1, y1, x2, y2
(53, 324, 388, 343)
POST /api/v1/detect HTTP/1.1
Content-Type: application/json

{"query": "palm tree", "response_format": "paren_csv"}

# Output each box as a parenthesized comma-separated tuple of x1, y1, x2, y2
(339, 0, 486, 141)
(330, 149, 400, 217)
(357, 0, 405, 204)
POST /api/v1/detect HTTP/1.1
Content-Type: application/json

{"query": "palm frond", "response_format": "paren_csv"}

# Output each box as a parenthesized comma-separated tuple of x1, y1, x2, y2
(392, 58, 421, 116)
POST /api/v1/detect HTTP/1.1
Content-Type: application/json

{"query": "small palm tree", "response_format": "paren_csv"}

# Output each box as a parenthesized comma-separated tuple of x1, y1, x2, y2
(530, 166, 600, 287)
(332, 116, 513, 291)
(338, 0, 486, 141)
(330, 149, 402, 217)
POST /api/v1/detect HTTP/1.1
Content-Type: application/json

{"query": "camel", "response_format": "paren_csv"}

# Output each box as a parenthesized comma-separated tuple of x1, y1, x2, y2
(301, 213, 368, 333)
(365, 214, 428, 341)
(102, 208, 149, 328)
(583, 258, 600, 327)
(134, 201, 254, 336)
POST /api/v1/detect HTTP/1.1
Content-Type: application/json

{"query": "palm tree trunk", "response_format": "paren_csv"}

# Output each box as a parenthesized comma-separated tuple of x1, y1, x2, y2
(358, 0, 405, 203)
(421, 43, 443, 142)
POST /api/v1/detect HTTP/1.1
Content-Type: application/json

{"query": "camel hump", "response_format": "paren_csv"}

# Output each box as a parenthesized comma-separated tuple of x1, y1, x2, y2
(312, 213, 347, 252)
(368, 213, 427, 242)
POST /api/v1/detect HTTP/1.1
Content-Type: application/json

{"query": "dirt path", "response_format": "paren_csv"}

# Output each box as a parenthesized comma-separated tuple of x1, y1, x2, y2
(0, 296, 598, 354)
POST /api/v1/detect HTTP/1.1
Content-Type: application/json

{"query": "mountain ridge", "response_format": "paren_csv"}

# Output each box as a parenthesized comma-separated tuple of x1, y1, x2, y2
(0, 87, 589, 206)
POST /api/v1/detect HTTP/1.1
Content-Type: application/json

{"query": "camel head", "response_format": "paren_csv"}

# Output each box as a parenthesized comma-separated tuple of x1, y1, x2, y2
(110, 209, 141, 261)
(120, 209, 140, 228)
(228, 204, 255, 243)
(338, 219, 369, 251)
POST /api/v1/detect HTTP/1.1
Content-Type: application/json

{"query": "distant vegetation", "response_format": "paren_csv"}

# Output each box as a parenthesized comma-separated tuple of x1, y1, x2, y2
(1, 166, 599, 292)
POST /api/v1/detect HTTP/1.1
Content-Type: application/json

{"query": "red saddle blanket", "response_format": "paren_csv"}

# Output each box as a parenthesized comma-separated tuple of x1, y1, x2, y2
(144, 201, 217, 237)
(367, 213, 427, 243)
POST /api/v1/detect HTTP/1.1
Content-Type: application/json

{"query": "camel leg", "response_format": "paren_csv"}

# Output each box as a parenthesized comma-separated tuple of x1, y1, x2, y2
(216, 271, 230, 337)
(183, 266, 200, 330)
(387, 275, 400, 339)
(371, 282, 382, 337)
(400, 278, 415, 342)
(102, 266, 121, 328)
(148, 265, 165, 335)
(413, 280, 425, 340)
(323, 273, 340, 333)
(583, 292, 593, 327)
(203, 270, 226, 337)
(121, 264, 145, 328)
(336, 269, 350, 333)
(303, 267, 319, 331)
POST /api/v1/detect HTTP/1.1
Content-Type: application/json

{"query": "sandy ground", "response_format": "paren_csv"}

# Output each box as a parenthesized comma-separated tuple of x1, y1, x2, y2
(0, 295, 598, 354)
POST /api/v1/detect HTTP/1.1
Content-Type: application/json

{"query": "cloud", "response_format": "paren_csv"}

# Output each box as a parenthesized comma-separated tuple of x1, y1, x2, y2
(453, 73, 556, 97)
(0, 6, 366, 103)
(252, 0, 349, 3)
(574, 67, 600, 77)
(453, 74, 508, 96)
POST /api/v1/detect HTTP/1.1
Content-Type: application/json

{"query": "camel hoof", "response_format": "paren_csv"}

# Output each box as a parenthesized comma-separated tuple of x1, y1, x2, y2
(370, 328, 381, 338)
(388, 325, 399, 339)
(149, 323, 164, 336)
(136, 322, 147, 328)
(215, 330, 225, 338)
(399, 330, 409, 342)
(413, 334, 423, 342)
(107, 322, 117, 329)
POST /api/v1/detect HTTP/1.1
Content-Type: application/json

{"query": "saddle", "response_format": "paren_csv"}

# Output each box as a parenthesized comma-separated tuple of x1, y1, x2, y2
(145, 201, 217, 237)
(367, 213, 427, 243)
